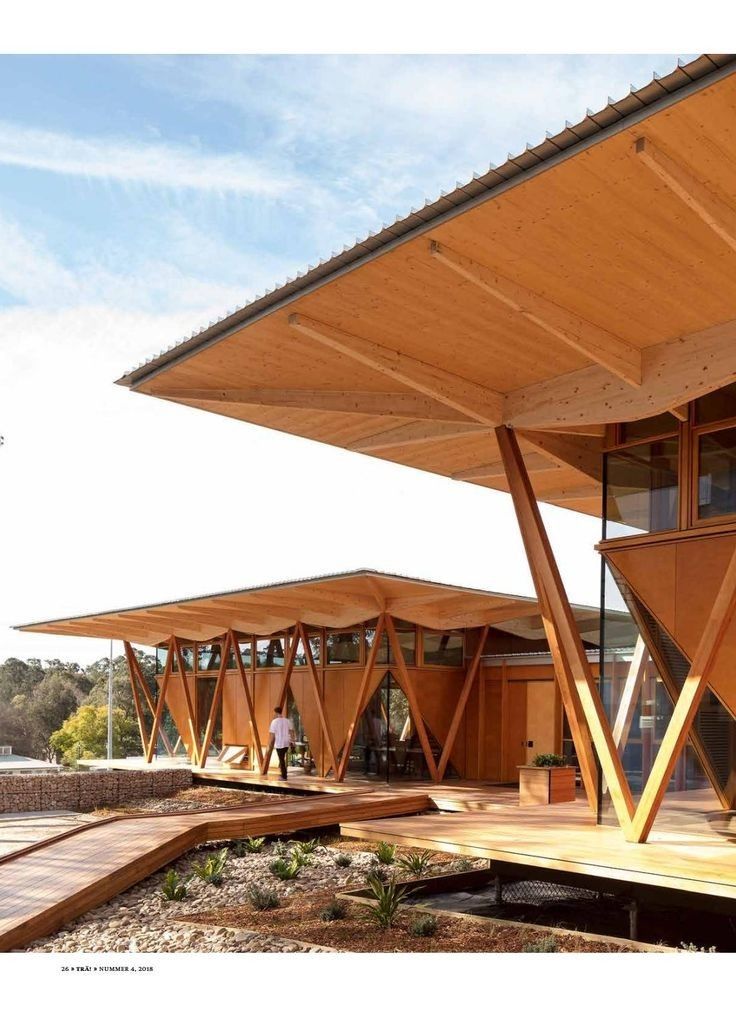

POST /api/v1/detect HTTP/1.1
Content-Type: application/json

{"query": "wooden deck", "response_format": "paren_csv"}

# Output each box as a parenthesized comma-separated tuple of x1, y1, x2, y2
(0, 789, 430, 952)
(341, 789, 736, 909)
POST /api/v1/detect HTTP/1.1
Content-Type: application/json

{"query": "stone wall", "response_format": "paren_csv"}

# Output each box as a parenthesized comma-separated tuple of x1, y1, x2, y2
(0, 767, 192, 813)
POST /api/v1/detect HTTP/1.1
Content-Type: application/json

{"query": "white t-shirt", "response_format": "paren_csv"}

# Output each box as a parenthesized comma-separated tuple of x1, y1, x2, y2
(269, 716, 294, 749)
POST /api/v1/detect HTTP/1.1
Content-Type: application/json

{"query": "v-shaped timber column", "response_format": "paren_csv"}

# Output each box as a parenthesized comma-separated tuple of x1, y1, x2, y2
(496, 426, 634, 829)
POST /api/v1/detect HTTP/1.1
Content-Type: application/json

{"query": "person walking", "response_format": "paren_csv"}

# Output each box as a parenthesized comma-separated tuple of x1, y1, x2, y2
(268, 705, 295, 781)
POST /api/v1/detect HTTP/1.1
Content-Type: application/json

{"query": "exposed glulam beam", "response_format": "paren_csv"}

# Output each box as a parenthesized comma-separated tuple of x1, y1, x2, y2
(505, 318, 736, 429)
(154, 386, 471, 423)
(429, 241, 641, 387)
(635, 137, 736, 255)
(518, 430, 602, 482)
(348, 420, 489, 452)
(452, 452, 559, 481)
(87, 616, 209, 638)
(288, 313, 503, 424)
(542, 484, 602, 503)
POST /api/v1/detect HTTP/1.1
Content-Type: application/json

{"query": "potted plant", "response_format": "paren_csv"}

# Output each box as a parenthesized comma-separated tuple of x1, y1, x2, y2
(518, 753, 576, 806)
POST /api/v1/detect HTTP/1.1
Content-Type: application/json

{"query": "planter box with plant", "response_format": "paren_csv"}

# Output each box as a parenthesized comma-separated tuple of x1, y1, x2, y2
(518, 754, 576, 806)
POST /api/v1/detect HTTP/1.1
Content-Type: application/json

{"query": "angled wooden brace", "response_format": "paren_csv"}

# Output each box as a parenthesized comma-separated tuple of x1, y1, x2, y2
(496, 425, 634, 829)
(627, 545, 736, 842)
(336, 613, 387, 781)
(198, 634, 231, 769)
(145, 636, 175, 763)
(385, 613, 440, 782)
(296, 622, 339, 777)
(123, 641, 150, 755)
(173, 637, 200, 766)
(437, 626, 489, 779)
(125, 642, 174, 756)
(231, 631, 268, 774)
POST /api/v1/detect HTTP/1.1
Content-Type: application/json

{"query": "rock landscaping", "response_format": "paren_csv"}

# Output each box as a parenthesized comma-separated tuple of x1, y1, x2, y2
(22, 829, 635, 954)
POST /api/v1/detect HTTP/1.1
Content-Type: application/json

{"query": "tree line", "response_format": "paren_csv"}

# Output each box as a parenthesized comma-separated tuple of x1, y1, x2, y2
(0, 652, 157, 766)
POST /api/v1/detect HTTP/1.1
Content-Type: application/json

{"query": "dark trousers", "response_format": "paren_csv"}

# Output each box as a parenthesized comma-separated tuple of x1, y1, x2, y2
(276, 747, 289, 780)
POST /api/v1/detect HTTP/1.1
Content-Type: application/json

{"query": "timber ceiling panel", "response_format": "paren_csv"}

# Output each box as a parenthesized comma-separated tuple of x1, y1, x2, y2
(120, 60, 736, 518)
(15, 569, 596, 647)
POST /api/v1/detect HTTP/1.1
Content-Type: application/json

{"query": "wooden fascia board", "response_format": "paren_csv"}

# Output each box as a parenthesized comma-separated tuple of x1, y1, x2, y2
(429, 241, 642, 387)
(288, 313, 503, 425)
(505, 318, 736, 429)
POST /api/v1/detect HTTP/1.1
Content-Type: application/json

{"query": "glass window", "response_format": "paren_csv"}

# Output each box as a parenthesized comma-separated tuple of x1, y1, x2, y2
(237, 638, 253, 669)
(697, 428, 736, 519)
(179, 646, 194, 672)
(619, 413, 678, 443)
(604, 437, 679, 535)
(326, 630, 361, 664)
(293, 633, 321, 666)
(256, 637, 285, 668)
(365, 621, 416, 665)
(694, 382, 736, 426)
(197, 643, 221, 672)
(422, 630, 464, 666)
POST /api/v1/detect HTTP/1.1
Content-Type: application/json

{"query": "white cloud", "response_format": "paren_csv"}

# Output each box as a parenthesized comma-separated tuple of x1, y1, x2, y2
(0, 119, 303, 197)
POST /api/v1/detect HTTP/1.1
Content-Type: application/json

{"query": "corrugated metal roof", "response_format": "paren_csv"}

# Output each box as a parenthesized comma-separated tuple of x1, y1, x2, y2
(118, 53, 736, 389)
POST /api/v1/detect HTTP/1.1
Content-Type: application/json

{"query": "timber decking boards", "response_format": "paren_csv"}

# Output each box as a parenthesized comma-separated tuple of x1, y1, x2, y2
(341, 797, 736, 905)
(0, 790, 430, 952)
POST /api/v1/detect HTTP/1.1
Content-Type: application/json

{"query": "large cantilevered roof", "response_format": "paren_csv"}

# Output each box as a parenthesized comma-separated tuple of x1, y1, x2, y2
(15, 568, 604, 647)
(117, 55, 736, 517)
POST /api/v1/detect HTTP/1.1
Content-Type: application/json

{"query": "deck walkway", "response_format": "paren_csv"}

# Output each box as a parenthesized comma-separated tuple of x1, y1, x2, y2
(341, 792, 736, 910)
(0, 789, 430, 951)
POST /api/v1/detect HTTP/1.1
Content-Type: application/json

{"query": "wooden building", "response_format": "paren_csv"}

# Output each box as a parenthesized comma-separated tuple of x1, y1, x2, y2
(110, 54, 736, 842)
(17, 570, 622, 785)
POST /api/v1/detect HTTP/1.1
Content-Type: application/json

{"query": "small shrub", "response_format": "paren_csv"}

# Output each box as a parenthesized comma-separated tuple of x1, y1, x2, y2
(272, 839, 289, 856)
(365, 878, 407, 930)
(374, 841, 396, 865)
(397, 849, 434, 878)
(295, 837, 320, 854)
(680, 941, 717, 953)
(364, 865, 389, 888)
(160, 868, 191, 901)
(522, 937, 558, 952)
(269, 856, 301, 881)
(246, 884, 281, 911)
(319, 899, 348, 922)
(290, 847, 312, 868)
(453, 858, 474, 872)
(233, 836, 266, 855)
(409, 914, 438, 937)
(531, 753, 567, 768)
(334, 852, 353, 868)
(192, 848, 228, 886)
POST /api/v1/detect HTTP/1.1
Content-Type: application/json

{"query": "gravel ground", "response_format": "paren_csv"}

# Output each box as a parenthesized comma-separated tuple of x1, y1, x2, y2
(23, 837, 487, 953)
(91, 785, 285, 817)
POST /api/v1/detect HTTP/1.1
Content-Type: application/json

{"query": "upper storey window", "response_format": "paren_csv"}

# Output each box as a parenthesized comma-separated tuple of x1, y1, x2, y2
(604, 438, 679, 536)
(694, 382, 736, 522)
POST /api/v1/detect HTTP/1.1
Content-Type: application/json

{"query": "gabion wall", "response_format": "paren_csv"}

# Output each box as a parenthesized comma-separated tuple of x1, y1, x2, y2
(0, 767, 193, 813)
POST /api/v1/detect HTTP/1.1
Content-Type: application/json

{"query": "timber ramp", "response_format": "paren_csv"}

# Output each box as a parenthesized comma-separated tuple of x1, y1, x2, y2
(0, 789, 429, 951)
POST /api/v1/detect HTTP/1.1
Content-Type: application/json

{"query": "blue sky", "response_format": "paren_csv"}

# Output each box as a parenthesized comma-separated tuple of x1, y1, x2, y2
(0, 54, 691, 661)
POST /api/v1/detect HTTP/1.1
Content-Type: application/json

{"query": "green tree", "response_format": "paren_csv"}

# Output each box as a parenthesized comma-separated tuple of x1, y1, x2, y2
(49, 705, 140, 767)
(85, 650, 157, 719)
